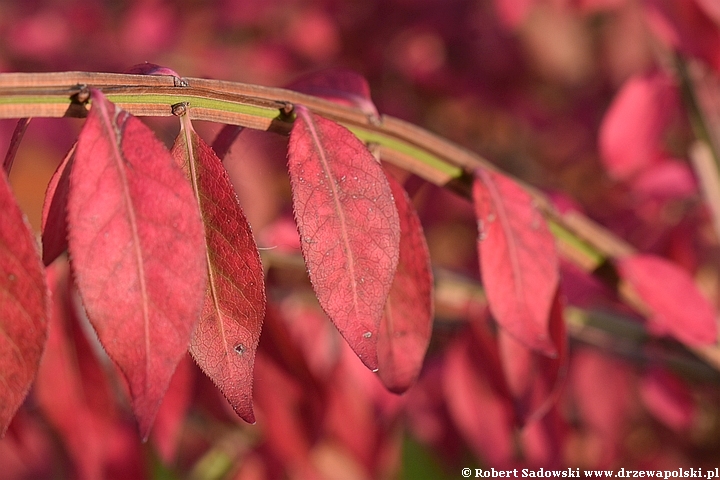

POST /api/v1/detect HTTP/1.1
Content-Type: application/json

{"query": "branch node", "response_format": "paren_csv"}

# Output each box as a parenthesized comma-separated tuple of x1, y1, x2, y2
(280, 102, 294, 119)
(171, 102, 189, 116)
(71, 84, 90, 104)
(174, 76, 189, 87)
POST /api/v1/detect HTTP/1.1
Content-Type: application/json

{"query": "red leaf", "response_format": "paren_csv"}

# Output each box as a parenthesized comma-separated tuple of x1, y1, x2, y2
(67, 90, 207, 439)
(498, 290, 568, 425)
(252, 352, 317, 475)
(41, 144, 74, 266)
(151, 354, 195, 464)
(0, 168, 48, 436)
(472, 168, 559, 355)
(570, 350, 633, 466)
(645, 0, 720, 73)
(171, 116, 266, 424)
(377, 173, 433, 393)
(617, 254, 717, 346)
(598, 71, 678, 181)
(35, 261, 113, 480)
(288, 69, 379, 117)
(287, 108, 400, 370)
(639, 367, 695, 432)
(124, 62, 181, 79)
(443, 336, 515, 468)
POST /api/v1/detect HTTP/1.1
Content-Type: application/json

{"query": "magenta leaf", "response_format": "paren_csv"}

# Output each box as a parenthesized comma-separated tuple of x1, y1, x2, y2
(0, 168, 49, 436)
(639, 367, 696, 432)
(498, 289, 568, 425)
(67, 89, 207, 439)
(171, 116, 266, 424)
(377, 172, 433, 393)
(617, 253, 717, 346)
(35, 262, 113, 479)
(443, 336, 515, 468)
(150, 354, 195, 463)
(598, 71, 678, 181)
(41, 144, 74, 266)
(287, 107, 400, 370)
(472, 167, 559, 355)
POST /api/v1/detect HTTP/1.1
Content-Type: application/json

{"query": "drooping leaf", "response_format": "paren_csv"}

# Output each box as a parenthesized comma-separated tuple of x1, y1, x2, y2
(472, 167, 558, 355)
(377, 172, 433, 393)
(570, 349, 633, 465)
(639, 367, 696, 432)
(598, 71, 678, 181)
(0, 168, 49, 436)
(443, 335, 514, 468)
(67, 89, 207, 439)
(35, 261, 116, 480)
(171, 116, 266, 424)
(645, 0, 720, 73)
(498, 289, 568, 425)
(41, 144, 74, 266)
(287, 107, 400, 370)
(36, 262, 100, 479)
(150, 354, 195, 464)
(251, 351, 318, 477)
(2, 118, 30, 173)
(520, 408, 567, 468)
(617, 253, 717, 346)
(277, 295, 341, 380)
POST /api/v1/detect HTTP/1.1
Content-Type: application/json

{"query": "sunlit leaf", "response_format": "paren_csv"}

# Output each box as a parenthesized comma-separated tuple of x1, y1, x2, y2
(171, 116, 265, 424)
(377, 172, 433, 393)
(473, 167, 558, 355)
(287, 108, 400, 370)
(67, 90, 207, 439)
(617, 253, 717, 346)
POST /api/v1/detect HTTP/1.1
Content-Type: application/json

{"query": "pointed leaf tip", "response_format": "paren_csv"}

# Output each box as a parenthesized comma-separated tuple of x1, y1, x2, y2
(472, 168, 559, 356)
(288, 108, 400, 370)
(172, 116, 265, 424)
(67, 90, 207, 438)
(377, 172, 433, 393)
(618, 254, 717, 346)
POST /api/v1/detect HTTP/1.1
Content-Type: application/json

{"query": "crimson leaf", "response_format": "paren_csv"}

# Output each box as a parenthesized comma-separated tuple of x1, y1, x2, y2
(67, 90, 207, 439)
(377, 172, 433, 393)
(41, 144, 74, 266)
(171, 115, 266, 424)
(0, 167, 48, 436)
(617, 253, 717, 346)
(473, 167, 559, 356)
(287, 107, 400, 370)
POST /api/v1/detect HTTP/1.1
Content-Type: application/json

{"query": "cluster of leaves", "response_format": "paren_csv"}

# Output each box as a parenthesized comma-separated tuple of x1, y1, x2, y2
(2, 0, 720, 478)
